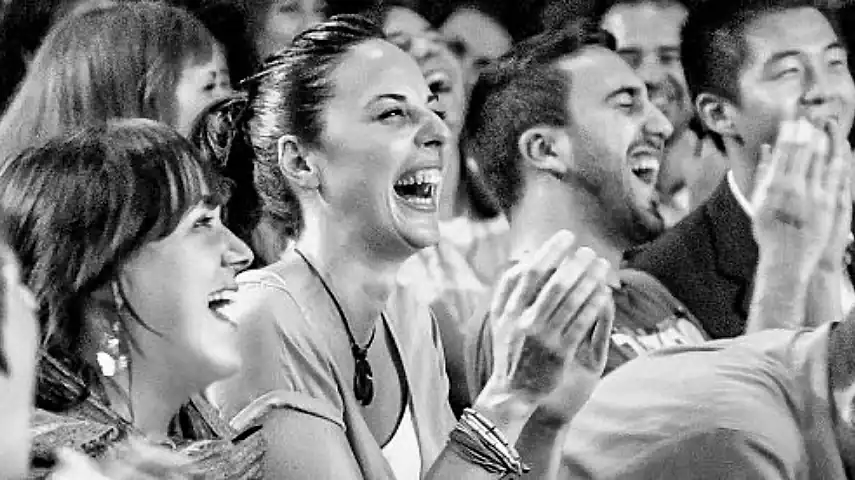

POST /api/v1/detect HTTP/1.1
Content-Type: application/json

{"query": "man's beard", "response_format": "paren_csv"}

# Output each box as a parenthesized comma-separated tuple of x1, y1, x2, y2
(623, 194, 666, 245)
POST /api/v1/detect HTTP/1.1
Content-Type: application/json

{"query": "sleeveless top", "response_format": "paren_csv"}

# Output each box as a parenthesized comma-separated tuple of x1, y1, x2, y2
(208, 248, 456, 479)
(29, 354, 265, 479)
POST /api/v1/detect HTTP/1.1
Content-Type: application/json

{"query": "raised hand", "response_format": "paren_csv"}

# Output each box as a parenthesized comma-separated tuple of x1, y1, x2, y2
(817, 120, 853, 272)
(482, 230, 614, 417)
(750, 118, 847, 278)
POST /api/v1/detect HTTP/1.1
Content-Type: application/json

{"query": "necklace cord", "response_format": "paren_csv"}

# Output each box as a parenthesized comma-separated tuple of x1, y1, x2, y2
(294, 248, 377, 406)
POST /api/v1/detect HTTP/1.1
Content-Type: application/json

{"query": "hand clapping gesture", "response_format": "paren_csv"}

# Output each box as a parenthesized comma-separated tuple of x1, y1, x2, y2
(480, 230, 614, 424)
(750, 117, 851, 278)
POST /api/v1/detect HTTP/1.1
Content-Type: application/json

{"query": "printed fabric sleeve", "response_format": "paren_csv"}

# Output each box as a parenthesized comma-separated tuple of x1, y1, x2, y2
(207, 277, 345, 433)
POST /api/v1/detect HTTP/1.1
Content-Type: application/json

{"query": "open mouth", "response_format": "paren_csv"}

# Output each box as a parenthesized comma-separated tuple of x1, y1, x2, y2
(208, 288, 238, 328)
(393, 168, 442, 210)
(630, 156, 660, 186)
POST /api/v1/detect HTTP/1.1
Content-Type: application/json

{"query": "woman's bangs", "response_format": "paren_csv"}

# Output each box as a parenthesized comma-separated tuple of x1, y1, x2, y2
(153, 145, 221, 238)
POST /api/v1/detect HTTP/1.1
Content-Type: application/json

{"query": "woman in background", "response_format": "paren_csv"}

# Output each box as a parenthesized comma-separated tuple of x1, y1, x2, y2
(1, 120, 261, 479)
(0, 0, 111, 114)
(0, 2, 232, 164)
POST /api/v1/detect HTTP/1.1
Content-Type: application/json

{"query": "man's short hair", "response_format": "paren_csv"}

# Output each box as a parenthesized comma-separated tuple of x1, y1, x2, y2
(463, 19, 614, 215)
(682, 0, 839, 105)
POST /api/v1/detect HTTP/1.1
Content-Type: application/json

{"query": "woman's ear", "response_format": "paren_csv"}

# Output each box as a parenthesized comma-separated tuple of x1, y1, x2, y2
(277, 135, 320, 189)
(518, 126, 572, 177)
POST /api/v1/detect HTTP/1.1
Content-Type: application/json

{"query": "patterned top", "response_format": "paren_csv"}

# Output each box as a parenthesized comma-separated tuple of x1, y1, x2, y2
(28, 354, 265, 479)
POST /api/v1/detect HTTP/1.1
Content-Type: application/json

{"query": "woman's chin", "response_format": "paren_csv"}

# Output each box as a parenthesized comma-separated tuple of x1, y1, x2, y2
(390, 195, 441, 252)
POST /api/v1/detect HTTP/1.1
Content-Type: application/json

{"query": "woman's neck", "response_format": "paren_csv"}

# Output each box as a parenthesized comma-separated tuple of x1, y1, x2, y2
(84, 305, 194, 439)
(296, 219, 403, 345)
(105, 366, 189, 440)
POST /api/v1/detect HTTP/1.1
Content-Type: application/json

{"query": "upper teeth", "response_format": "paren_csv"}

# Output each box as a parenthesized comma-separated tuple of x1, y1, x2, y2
(395, 168, 442, 187)
(631, 158, 660, 172)
(208, 289, 237, 306)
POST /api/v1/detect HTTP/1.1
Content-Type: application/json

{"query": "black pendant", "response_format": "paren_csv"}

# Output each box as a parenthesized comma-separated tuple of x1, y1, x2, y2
(353, 347, 374, 406)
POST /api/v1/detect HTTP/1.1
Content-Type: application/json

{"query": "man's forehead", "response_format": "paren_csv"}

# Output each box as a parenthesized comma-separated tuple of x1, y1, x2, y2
(602, 1, 688, 47)
(743, 7, 842, 61)
(556, 47, 642, 95)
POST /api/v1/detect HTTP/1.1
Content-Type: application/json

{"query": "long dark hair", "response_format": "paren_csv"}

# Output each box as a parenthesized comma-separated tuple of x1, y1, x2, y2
(0, 119, 221, 411)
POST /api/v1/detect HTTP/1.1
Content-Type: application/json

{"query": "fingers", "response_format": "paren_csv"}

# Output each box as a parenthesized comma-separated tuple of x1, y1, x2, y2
(493, 230, 576, 322)
(588, 287, 615, 370)
(526, 247, 598, 328)
(781, 119, 815, 179)
(552, 258, 611, 345)
(824, 121, 851, 192)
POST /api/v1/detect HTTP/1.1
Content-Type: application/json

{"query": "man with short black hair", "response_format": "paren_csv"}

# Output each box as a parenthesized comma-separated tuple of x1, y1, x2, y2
(560, 83, 855, 480)
(624, 0, 855, 339)
(465, 21, 707, 403)
(597, 0, 728, 225)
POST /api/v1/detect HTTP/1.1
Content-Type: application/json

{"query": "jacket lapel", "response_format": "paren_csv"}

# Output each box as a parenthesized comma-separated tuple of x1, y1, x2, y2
(705, 179, 758, 321)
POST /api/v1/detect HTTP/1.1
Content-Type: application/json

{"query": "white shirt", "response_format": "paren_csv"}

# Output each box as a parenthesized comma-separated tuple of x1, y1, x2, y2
(726, 170, 855, 316)
(382, 403, 422, 480)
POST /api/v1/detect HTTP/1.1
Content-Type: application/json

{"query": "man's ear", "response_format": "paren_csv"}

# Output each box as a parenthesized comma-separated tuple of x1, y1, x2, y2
(517, 126, 571, 177)
(696, 93, 740, 139)
(277, 135, 320, 189)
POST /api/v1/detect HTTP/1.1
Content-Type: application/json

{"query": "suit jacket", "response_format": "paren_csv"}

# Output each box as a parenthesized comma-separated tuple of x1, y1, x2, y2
(624, 179, 757, 339)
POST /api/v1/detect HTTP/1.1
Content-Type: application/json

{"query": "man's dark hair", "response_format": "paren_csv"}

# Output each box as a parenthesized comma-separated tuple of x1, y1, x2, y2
(463, 19, 614, 215)
(681, 0, 840, 146)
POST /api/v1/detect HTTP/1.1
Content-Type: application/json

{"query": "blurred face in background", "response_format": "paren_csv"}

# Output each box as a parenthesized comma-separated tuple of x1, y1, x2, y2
(384, 6, 466, 135)
(441, 6, 512, 91)
(384, 6, 467, 217)
(174, 44, 233, 136)
(601, 0, 692, 136)
(255, 0, 324, 59)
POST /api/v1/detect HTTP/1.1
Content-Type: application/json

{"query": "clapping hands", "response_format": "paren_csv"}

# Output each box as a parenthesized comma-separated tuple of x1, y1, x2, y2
(750, 117, 852, 278)
(482, 230, 614, 424)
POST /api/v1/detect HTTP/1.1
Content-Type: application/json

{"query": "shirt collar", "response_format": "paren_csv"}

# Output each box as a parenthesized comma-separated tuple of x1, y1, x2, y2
(726, 170, 753, 217)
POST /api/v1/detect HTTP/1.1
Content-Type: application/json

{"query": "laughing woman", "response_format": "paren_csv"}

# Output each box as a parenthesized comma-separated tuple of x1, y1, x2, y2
(0, 120, 263, 478)
(207, 15, 616, 480)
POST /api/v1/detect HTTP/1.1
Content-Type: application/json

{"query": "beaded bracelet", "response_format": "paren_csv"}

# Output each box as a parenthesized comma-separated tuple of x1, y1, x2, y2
(447, 408, 530, 477)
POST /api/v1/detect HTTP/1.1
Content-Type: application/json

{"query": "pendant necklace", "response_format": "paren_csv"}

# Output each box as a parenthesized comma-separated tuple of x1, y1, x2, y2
(295, 248, 377, 406)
